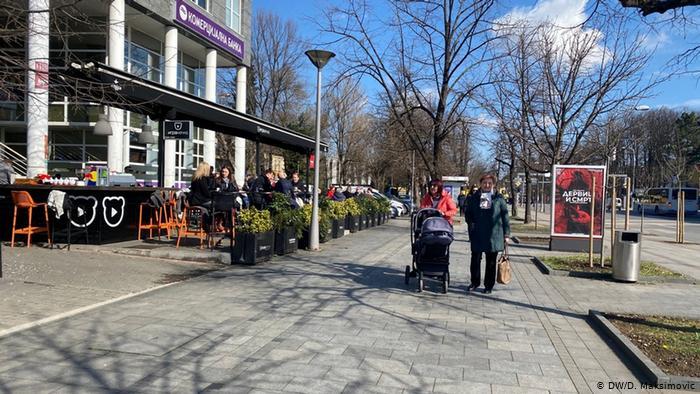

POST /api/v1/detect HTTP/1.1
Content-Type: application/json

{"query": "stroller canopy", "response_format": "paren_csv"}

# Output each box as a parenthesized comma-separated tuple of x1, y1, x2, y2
(421, 217, 454, 238)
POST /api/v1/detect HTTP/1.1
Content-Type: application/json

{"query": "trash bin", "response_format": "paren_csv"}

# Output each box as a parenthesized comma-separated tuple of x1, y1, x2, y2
(612, 230, 642, 282)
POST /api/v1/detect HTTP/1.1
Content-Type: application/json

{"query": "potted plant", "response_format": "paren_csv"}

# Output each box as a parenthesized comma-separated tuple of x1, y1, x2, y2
(231, 207, 274, 265)
(377, 199, 391, 224)
(356, 195, 373, 229)
(269, 193, 303, 255)
(327, 200, 348, 238)
(297, 201, 332, 248)
(319, 197, 333, 242)
(345, 198, 362, 233)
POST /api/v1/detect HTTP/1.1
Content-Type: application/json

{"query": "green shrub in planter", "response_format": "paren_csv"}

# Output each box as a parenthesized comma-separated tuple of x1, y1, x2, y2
(326, 200, 347, 238)
(232, 208, 274, 264)
(298, 202, 332, 246)
(269, 193, 303, 255)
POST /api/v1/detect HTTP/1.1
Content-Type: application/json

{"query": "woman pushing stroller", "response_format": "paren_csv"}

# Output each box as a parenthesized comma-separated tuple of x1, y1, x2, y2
(420, 179, 458, 225)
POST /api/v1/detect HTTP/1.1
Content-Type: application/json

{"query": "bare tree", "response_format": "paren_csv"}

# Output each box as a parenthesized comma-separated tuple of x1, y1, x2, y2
(619, 0, 700, 15)
(324, 78, 371, 184)
(217, 9, 311, 173)
(321, 0, 497, 178)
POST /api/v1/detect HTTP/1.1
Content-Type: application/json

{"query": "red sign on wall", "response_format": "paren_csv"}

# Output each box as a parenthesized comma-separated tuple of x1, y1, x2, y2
(551, 165, 606, 238)
(34, 61, 49, 90)
(309, 154, 315, 169)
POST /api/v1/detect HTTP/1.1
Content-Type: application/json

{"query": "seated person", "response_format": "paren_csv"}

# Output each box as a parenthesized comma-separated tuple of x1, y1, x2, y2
(250, 168, 274, 209)
(189, 161, 213, 208)
(216, 165, 239, 193)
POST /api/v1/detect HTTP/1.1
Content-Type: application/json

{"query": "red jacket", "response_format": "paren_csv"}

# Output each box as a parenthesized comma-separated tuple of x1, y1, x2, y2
(420, 191, 458, 224)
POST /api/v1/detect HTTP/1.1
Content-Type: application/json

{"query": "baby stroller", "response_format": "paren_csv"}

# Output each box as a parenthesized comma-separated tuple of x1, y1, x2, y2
(405, 208, 454, 293)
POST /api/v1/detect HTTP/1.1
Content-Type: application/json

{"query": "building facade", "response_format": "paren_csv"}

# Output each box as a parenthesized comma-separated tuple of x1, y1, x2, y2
(1, 0, 251, 187)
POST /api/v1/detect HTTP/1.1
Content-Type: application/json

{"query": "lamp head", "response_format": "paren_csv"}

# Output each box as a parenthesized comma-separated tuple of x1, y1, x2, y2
(634, 105, 650, 111)
(93, 112, 113, 136)
(138, 124, 157, 145)
(305, 49, 335, 70)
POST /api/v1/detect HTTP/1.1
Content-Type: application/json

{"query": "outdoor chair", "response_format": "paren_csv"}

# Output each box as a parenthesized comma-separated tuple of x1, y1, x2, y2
(11, 191, 51, 247)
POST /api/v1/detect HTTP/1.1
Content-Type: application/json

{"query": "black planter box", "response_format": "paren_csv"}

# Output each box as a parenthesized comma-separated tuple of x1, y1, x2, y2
(347, 215, 359, 233)
(377, 214, 383, 225)
(299, 228, 309, 250)
(321, 225, 332, 243)
(231, 231, 274, 265)
(274, 226, 298, 255)
(369, 214, 376, 227)
(332, 219, 345, 238)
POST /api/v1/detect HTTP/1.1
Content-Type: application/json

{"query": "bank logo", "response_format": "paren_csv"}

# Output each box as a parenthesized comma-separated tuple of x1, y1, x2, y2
(69, 196, 98, 228)
(102, 196, 125, 228)
(179, 4, 188, 21)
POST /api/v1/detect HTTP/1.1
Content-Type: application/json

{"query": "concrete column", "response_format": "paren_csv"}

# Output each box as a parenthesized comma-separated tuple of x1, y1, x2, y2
(163, 26, 178, 187)
(107, 0, 125, 172)
(203, 48, 217, 167)
(26, 0, 50, 178)
(234, 66, 247, 186)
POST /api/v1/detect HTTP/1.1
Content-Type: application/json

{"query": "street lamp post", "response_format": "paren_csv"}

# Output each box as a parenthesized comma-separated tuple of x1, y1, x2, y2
(305, 49, 335, 251)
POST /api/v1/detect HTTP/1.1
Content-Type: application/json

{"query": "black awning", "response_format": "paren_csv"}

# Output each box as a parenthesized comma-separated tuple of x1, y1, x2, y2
(66, 63, 327, 153)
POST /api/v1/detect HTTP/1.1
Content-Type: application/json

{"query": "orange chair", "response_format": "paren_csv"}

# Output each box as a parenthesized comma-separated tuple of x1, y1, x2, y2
(11, 191, 51, 247)
(137, 201, 168, 241)
(176, 205, 207, 249)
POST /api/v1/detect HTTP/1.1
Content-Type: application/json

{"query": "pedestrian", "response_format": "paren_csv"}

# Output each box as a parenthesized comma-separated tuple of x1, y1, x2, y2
(464, 174, 510, 294)
(419, 179, 458, 225)
(0, 158, 13, 184)
(457, 189, 467, 216)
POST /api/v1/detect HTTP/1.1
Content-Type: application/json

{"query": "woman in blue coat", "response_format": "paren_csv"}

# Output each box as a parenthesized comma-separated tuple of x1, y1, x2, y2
(465, 174, 510, 294)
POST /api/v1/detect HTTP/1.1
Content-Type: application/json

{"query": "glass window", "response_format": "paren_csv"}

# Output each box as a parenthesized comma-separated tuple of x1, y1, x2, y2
(84, 132, 108, 145)
(2, 127, 26, 144)
(0, 103, 24, 122)
(85, 146, 108, 162)
(225, 0, 241, 32)
(49, 104, 65, 122)
(51, 145, 83, 161)
(50, 129, 83, 145)
(129, 148, 147, 163)
(189, 0, 208, 11)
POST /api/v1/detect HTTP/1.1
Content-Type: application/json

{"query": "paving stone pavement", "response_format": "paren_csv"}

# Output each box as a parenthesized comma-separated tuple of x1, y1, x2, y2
(0, 218, 695, 393)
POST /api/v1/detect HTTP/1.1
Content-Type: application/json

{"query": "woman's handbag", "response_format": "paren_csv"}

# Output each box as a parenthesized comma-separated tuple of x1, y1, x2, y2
(497, 244, 512, 285)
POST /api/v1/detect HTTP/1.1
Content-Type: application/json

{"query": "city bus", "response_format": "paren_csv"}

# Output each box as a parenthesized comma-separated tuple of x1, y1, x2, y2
(636, 187, 699, 216)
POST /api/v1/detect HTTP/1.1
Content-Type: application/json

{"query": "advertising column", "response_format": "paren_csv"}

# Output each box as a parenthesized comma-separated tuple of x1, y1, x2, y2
(550, 165, 606, 252)
(26, 0, 50, 178)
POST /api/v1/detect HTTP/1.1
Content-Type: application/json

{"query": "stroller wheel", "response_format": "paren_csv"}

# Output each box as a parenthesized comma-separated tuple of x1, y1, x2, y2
(404, 265, 410, 285)
(418, 271, 423, 293)
(442, 276, 448, 294)
(446, 271, 450, 286)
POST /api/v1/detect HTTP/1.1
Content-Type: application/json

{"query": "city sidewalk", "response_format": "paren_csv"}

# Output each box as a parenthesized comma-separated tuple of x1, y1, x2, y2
(0, 218, 696, 393)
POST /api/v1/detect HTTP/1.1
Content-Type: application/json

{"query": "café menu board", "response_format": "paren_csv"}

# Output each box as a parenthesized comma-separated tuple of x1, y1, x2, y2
(551, 165, 606, 238)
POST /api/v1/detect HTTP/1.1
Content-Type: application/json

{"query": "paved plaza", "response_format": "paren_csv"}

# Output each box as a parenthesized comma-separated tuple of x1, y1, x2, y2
(0, 218, 698, 393)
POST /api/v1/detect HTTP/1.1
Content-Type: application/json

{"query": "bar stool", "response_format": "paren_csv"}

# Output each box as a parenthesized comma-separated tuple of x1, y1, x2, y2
(137, 196, 168, 241)
(11, 191, 51, 247)
(176, 205, 207, 249)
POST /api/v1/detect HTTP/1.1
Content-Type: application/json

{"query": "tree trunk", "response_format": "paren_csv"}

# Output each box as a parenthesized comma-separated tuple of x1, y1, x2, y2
(524, 167, 532, 224)
(508, 160, 517, 218)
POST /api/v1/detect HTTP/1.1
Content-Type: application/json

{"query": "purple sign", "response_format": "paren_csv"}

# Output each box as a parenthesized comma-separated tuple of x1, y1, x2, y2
(174, 0, 244, 60)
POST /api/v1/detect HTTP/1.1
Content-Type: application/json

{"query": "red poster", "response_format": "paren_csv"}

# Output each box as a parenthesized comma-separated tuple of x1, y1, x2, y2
(309, 154, 315, 169)
(551, 165, 606, 238)
(34, 61, 49, 90)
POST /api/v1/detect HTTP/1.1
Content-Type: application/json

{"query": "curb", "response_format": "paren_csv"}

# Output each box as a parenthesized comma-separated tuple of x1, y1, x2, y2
(588, 310, 700, 391)
(531, 257, 695, 284)
(0, 281, 180, 339)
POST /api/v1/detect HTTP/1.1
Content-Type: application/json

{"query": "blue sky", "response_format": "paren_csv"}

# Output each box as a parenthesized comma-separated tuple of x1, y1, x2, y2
(253, 0, 700, 112)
